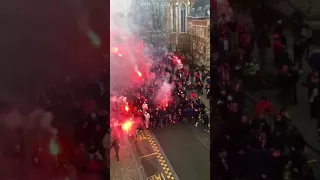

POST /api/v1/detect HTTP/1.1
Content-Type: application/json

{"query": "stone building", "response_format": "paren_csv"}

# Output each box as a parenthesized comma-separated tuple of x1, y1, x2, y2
(167, 0, 210, 66)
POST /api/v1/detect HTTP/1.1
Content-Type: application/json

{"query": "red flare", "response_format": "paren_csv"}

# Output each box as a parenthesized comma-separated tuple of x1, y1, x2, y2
(122, 119, 133, 132)
(112, 47, 118, 53)
(137, 70, 142, 77)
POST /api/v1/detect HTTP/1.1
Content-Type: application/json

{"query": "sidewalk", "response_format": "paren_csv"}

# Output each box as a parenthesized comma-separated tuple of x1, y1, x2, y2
(110, 137, 146, 180)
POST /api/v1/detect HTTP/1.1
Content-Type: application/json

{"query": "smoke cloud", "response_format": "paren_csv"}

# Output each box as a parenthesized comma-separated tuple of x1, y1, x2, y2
(155, 81, 175, 105)
(109, 0, 175, 103)
(110, 0, 155, 95)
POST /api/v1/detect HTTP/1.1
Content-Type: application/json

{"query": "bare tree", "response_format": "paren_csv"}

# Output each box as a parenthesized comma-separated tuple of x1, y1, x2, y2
(135, 0, 168, 47)
(178, 30, 206, 73)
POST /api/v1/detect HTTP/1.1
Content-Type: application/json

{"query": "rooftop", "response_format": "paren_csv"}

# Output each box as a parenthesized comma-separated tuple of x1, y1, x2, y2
(188, 0, 210, 18)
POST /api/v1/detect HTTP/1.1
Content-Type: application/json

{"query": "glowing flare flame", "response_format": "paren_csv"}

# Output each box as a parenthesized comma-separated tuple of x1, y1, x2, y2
(122, 120, 133, 132)
(111, 47, 118, 53)
(137, 70, 142, 77)
(125, 104, 129, 112)
(118, 53, 122, 57)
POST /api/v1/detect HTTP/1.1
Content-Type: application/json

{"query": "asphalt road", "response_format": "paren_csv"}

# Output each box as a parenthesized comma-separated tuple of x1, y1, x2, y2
(153, 123, 210, 180)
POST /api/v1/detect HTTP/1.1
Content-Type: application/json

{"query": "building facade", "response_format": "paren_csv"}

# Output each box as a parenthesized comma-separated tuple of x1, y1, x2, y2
(167, 0, 210, 65)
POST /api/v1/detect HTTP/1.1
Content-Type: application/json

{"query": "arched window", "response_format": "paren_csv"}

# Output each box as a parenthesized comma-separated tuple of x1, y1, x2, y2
(172, 5, 176, 32)
(180, 4, 186, 32)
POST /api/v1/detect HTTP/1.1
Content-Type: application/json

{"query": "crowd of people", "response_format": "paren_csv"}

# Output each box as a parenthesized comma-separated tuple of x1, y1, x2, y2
(213, 7, 317, 180)
(0, 48, 212, 179)
(32, 72, 109, 178)
(110, 55, 211, 138)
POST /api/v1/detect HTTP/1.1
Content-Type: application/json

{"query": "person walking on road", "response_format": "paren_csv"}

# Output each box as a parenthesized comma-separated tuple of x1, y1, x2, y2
(257, 25, 271, 67)
(307, 70, 319, 118)
(109, 129, 120, 162)
(287, 66, 299, 105)
(293, 37, 306, 72)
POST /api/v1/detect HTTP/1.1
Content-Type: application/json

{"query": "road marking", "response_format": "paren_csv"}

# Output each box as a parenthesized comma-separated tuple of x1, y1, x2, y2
(147, 172, 166, 180)
(136, 131, 148, 141)
(139, 152, 158, 159)
(307, 159, 318, 164)
(144, 130, 176, 180)
(192, 128, 210, 151)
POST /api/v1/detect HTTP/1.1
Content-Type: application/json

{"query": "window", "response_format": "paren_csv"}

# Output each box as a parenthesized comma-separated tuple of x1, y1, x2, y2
(196, 26, 200, 36)
(180, 4, 186, 32)
(200, 27, 204, 37)
(172, 5, 176, 32)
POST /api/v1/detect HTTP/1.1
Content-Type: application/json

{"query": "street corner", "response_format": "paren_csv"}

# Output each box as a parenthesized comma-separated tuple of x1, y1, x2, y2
(133, 129, 177, 179)
(134, 131, 155, 157)
(144, 130, 176, 180)
(132, 130, 170, 179)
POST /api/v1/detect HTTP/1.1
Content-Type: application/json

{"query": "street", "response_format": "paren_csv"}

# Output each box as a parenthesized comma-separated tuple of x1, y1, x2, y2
(133, 130, 179, 180)
(131, 99, 210, 180)
(153, 123, 210, 180)
(131, 85, 211, 180)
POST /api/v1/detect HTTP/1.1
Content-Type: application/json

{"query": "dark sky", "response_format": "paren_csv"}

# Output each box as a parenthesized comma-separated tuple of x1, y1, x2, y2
(0, 0, 109, 107)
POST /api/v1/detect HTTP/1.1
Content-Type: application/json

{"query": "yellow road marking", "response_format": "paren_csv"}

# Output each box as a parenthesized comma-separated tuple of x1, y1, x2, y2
(136, 131, 148, 141)
(144, 130, 175, 180)
(147, 172, 166, 180)
(139, 152, 158, 159)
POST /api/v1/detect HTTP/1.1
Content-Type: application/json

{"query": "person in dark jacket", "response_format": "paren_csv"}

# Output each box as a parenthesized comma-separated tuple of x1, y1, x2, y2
(315, 94, 320, 137)
(291, 10, 304, 37)
(269, 149, 284, 180)
(293, 37, 306, 71)
(257, 25, 271, 66)
(248, 148, 271, 180)
(277, 65, 292, 104)
(203, 112, 210, 132)
(287, 126, 305, 152)
(287, 66, 299, 104)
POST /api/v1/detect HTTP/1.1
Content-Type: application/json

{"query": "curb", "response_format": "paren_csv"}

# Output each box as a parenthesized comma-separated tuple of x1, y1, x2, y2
(148, 131, 180, 180)
(129, 137, 149, 180)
